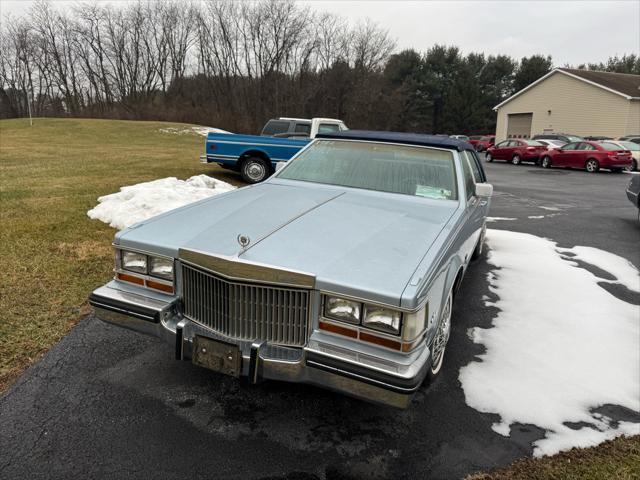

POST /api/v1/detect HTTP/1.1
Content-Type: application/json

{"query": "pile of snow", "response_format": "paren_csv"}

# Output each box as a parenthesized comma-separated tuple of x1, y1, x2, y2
(158, 126, 229, 136)
(87, 175, 236, 230)
(459, 229, 639, 457)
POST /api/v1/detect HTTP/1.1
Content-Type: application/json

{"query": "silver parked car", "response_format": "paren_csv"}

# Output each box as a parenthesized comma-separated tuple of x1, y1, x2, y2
(89, 131, 492, 408)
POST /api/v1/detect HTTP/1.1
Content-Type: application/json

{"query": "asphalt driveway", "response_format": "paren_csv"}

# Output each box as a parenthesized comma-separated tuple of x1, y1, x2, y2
(1, 161, 638, 479)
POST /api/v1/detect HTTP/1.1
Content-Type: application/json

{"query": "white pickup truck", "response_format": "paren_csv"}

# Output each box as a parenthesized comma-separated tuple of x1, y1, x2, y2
(261, 117, 348, 139)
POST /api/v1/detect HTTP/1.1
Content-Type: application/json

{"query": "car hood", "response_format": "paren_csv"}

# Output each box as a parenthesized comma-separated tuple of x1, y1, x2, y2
(116, 180, 458, 305)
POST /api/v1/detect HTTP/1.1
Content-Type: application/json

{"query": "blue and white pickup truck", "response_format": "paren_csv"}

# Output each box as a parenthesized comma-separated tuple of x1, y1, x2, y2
(201, 117, 348, 183)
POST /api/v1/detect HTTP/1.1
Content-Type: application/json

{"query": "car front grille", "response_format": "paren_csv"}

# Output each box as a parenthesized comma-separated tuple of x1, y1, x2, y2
(181, 263, 310, 347)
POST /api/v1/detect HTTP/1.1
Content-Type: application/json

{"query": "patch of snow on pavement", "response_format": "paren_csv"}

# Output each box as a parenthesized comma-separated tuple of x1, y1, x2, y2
(486, 217, 516, 222)
(87, 175, 236, 230)
(528, 215, 545, 219)
(459, 229, 640, 457)
(159, 126, 229, 136)
(539, 206, 561, 211)
(558, 245, 640, 293)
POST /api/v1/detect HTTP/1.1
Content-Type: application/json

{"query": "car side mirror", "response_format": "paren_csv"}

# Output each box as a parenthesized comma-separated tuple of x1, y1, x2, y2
(475, 183, 493, 198)
(275, 162, 287, 172)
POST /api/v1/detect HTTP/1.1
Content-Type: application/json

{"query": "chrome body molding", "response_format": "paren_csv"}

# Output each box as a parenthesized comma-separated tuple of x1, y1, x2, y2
(205, 139, 305, 149)
(179, 248, 316, 289)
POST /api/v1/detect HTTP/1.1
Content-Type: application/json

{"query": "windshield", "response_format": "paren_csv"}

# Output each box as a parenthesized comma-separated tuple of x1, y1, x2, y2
(566, 135, 583, 142)
(278, 140, 458, 200)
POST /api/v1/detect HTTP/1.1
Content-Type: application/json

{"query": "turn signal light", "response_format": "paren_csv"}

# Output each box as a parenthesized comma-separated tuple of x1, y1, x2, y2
(320, 320, 424, 352)
(319, 320, 358, 338)
(359, 331, 402, 351)
(145, 279, 174, 294)
(117, 272, 144, 286)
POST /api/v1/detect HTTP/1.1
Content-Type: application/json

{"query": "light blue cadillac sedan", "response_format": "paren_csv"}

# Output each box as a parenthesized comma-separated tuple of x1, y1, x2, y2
(89, 131, 492, 408)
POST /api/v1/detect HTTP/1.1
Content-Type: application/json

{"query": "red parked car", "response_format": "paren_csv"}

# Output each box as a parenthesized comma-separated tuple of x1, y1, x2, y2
(485, 139, 547, 165)
(539, 141, 633, 173)
(472, 135, 495, 152)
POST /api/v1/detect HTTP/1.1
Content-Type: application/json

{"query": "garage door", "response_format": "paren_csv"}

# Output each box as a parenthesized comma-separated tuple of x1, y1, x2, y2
(507, 113, 533, 139)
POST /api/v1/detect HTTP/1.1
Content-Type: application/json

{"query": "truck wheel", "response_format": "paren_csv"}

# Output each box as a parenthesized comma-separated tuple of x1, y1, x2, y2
(241, 157, 270, 183)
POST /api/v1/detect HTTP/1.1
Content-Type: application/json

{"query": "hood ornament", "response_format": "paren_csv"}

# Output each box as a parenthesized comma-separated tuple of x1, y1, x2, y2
(237, 234, 251, 249)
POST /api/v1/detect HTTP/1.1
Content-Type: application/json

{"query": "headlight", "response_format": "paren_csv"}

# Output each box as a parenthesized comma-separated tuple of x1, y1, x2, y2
(363, 305, 401, 335)
(324, 296, 361, 324)
(149, 256, 173, 280)
(122, 251, 147, 274)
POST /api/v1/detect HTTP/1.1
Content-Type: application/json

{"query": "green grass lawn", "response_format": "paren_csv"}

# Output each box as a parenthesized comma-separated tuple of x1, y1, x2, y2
(0, 117, 637, 478)
(0, 117, 241, 390)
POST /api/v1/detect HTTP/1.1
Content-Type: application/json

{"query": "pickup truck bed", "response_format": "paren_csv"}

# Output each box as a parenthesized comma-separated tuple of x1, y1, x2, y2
(202, 132, 310, 183)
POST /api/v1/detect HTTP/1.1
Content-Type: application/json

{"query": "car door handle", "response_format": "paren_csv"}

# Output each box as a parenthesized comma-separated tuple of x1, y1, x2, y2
(479, 200, 488, 206)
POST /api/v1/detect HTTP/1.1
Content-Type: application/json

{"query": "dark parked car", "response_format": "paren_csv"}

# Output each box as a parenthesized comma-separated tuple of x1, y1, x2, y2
(540, 141, 633, 173)
(583, 135, 613, 141)
(486, 139, 547, 165)
(532, 133, 583, 144)
(626, 175, 640, 209)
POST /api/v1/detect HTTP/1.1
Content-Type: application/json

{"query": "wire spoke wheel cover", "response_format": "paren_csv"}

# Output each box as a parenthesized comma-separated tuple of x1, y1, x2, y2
(430, 292, 452, 376)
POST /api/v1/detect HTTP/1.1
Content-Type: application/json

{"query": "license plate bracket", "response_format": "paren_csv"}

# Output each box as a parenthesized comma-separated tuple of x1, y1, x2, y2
(192, 336, 241, 378)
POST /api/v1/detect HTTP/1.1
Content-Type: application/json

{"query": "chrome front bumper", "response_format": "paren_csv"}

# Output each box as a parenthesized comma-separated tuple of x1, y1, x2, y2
(89, 283, 431, 408)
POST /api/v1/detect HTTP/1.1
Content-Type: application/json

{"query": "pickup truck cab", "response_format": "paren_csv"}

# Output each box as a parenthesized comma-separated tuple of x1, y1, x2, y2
(202, 117, 347, 183)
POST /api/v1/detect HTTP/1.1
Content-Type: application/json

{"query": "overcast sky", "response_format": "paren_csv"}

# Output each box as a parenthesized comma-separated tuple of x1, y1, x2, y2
(1, 0, 638, 66)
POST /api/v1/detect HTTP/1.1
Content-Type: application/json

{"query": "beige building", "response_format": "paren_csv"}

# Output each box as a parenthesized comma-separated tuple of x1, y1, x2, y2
(494, 68, 640, 141)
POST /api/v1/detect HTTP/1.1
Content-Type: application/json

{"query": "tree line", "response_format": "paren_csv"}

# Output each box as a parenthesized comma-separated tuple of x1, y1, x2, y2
(1, 0, 638, 134)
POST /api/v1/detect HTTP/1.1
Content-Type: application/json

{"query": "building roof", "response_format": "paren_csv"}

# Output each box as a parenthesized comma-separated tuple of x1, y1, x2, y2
(315, 130, 474, 151)
(494, 68, 640, 110)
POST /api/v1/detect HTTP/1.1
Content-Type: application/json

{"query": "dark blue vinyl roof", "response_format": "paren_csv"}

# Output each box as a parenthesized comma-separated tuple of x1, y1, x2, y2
(316, 130, 474, 151)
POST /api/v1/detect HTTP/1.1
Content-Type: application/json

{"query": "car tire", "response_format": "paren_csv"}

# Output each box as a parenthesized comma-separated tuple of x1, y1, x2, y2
(485, 153, 493, 162)
(240, 157, 270, 183)
(471, 223, 486, 260)
(428, 290, 453, 380)
(541, 156, 552, 168)
(512, 154, 522, 165)
(585, 159, 600, 173)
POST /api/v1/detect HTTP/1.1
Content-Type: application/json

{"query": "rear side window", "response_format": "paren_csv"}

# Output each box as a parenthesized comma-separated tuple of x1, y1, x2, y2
(463, 151, 484, 182)
(461, 155, 476, 200)
(563, 142, 579, 150)
(318, 123, 340, 134)
(294, 123, 311, 135)
(262, 120, 290, 136)
(577, 143, 596, 151)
